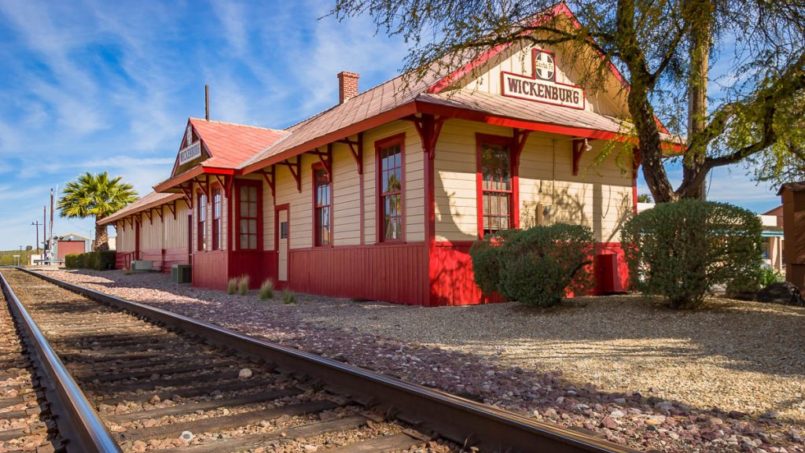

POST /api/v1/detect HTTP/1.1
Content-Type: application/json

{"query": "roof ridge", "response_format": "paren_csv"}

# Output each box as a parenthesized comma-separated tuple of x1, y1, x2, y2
(189, 117, 288, 134)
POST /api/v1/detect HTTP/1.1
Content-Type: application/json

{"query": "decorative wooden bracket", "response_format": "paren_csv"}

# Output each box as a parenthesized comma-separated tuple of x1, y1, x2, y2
(179, 183, 194, 209)
(261, 166, 276, 199)
(167, 201, 177, 220)
(572, 138, 590, 176)
(511, 128, 530, 168)
(144, 209, 153, 224)
(155, 207, 164, 222)
(407, 114, 444, 160)
(197, 175, 211, 198)
(309, 145, 333, 177)
(278, 156, 302, 193)
(338, 133, 363, 174)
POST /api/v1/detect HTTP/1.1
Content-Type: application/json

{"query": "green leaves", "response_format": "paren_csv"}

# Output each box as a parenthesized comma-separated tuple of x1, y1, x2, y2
(58, 171, 138, 220)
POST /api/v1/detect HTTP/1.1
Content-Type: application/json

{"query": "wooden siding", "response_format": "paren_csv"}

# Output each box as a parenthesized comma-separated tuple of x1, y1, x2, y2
(332, 143, 361, 245)
(163, 200, 190, 250)
(434, 119, 633, 243)
(289, 244, 428, 305)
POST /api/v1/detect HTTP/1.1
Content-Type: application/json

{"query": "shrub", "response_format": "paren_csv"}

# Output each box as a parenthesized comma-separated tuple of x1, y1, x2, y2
(622, 200, 762, 309)
(282, 290, 296, 305)
(64, 251, 116, 270)
(469, 224, 594, 307)
(259, 279, 274, 300)
(226, 278, 238, 295)
(759, 267, 784, 287)
(237, 275, 250, 295)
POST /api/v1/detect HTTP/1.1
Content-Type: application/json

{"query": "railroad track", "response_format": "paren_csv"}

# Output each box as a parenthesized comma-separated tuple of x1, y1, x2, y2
(1, 268, 633, 453)
(0, 272, 56, 453)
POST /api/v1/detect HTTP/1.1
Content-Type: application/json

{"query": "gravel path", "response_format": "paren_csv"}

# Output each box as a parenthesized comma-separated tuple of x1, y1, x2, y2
(44, 269, 804, 452)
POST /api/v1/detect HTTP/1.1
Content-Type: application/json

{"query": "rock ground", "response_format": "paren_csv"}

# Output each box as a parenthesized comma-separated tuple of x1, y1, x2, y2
(44, 269, 805, 452)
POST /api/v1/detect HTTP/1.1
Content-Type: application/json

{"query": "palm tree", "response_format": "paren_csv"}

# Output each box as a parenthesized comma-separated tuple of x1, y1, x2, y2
(58, 172, 138, 251)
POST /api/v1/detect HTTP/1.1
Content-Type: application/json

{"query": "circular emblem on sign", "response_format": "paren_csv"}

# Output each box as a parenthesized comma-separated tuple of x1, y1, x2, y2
(534, 51, 555, 81)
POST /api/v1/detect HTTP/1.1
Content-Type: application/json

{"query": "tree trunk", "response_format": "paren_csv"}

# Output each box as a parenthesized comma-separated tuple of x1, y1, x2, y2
(94, 222, 109, 251)
(678, 0, 714, 200)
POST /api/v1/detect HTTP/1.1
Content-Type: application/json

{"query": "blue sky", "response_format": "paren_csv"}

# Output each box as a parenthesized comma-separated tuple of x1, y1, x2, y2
(0, 0, 781, 250)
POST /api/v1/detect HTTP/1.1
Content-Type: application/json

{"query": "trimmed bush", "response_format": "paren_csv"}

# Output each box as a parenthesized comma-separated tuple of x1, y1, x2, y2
(259, 279, 274, 300)
(469, 224, 594, 307)
(622, 200, 762, 309)
(64, 251, 115, 270)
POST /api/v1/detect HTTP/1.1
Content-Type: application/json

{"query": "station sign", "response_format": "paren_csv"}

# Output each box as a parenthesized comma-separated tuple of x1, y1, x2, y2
(501, 49, 585, 110)
(178, 142, 202, 165)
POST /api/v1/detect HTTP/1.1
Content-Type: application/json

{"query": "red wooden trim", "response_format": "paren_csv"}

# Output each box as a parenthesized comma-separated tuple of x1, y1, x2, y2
(405, 114, 444, 248)
(309, 146, 333, 177)
(211, 184, 223, 251)
(274, 203, 290, 283)
(179, 183, 194, 209)
(278, 156, 302, 193)
(311, 161, 334, 248)
(427, 2, 573, 94)
(234, 179, 263, 251)
(144, 209, 153, 224)
(155, 206, 164, 222)
(167, 200, 176, 220)
(200, 167, 236, 175)
(357, 133, 365, 245)
(261, 166, 276, 201)
(476, 133, 519, 238)
(197, 190, 207, 251)
(375, 133, 406, 243)
(241, 102, 418, 175)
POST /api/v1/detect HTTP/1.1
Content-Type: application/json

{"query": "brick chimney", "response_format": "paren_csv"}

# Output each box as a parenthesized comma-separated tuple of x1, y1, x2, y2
(337, 71, 359, 104)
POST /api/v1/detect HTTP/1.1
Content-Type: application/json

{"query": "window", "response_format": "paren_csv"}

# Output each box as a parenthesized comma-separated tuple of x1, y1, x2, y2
(378, 138, 403, 241)
(197, 193, 207, 251)
(238, 184, 258, 250)
(212, 188, 222, 250)
(314, 167, 331, 246)
(479, 139, 513, 236)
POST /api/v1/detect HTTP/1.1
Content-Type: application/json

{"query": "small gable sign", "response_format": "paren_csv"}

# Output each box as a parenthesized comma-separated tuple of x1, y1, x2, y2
(501, 49, 585, 110)
(178, 141, 202, 165)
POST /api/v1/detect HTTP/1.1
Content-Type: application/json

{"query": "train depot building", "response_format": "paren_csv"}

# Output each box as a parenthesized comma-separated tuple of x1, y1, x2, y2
(101, 16, 679, 306)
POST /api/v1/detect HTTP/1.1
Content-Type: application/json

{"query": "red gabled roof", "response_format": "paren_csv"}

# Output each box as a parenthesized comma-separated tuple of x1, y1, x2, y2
(188, 118, 288, 169)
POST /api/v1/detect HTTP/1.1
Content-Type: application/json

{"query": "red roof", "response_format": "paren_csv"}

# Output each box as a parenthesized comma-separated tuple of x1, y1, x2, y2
(188, 118, 288, 169)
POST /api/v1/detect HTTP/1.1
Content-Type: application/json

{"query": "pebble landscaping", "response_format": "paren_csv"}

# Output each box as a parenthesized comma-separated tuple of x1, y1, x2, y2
(47, 269, 804, 452)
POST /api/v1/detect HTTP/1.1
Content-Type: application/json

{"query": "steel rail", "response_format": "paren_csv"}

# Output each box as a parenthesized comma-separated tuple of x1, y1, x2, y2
(22, 268, 640, 453)
(0, 270, 122, 453)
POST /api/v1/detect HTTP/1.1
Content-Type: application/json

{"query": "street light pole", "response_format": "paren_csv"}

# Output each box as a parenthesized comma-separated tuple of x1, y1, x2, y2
(32, 221, 42, 255)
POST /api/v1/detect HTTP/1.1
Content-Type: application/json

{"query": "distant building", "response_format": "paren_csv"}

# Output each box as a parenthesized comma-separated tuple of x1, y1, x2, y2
(55, 233, 90, 262)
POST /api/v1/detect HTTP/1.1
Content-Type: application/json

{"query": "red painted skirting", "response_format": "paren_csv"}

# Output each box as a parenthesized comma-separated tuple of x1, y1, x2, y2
(192, 250, 229, 290)
(229, 250, 277, 289)
(288, 243, 429, 305)
(429, 240, 629, 305)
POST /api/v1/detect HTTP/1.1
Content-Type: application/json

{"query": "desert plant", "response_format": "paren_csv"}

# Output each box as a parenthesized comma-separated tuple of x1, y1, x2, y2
(259, 279, 274, 300)
(226, 278, 238, 295)
(237, 275, 250, 295)
(469, 224, 593, 307)
(759, 267, 784, 287)
(282, 290, 296, 305)
(622, 200, 762, 309)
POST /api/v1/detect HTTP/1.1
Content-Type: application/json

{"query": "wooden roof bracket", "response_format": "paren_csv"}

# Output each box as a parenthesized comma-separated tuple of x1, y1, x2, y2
(155, 206, 164, 222)
(338, 133, 363, 175)
(180, 183, 194, 209)
(512, 128, 530, 168)
(167, 201, 177, 220)
(261, 166, 276, 200)
(309, 145, 333, 177)
(278, 156, 302, 193)
(197, 175, 211, 198)
(572, 138, 592, 176)
(407, 114, 445, 160)
(212, 174, 233, 199)
(144, 209, 153, 224)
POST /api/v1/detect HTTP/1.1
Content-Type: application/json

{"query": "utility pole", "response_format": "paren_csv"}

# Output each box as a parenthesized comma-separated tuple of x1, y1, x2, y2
(49, 189, 55, 262)
(43, 206, 47, 254)
(31, 221, 42, 255)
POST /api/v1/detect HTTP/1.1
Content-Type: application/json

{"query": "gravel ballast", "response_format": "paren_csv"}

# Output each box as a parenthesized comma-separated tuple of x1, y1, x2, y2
(43, 269, 804, 452)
